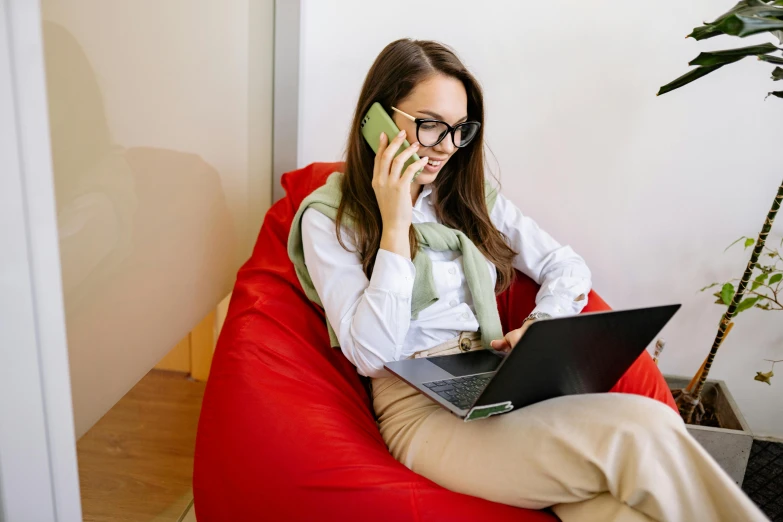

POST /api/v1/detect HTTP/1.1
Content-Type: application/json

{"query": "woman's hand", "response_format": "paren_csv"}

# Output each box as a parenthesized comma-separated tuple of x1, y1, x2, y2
(490, 319, 536, 353)
(373, 130, 429, 258)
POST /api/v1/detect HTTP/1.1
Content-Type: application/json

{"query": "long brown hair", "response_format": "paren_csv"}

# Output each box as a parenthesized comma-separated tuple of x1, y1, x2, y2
(336, 38, 517, 293)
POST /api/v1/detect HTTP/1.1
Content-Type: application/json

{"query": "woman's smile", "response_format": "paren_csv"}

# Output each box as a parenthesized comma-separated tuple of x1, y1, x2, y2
(423, 156, 447, 174)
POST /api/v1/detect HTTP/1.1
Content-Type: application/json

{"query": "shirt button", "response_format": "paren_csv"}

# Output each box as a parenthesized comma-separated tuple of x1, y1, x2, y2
(450, 299, 458, 307)
(461, 313, 470, 321)
(449, 267, 456, 275)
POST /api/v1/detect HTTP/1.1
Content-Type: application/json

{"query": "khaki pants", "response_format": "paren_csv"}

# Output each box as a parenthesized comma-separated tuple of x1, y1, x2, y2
(372, 373, 767, 522)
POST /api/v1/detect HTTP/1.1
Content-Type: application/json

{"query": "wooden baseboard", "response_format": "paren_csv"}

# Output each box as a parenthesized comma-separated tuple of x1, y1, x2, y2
(156, 336, 191, 373)
(190, 310, 216, 382)
(154, 293, 230, 382)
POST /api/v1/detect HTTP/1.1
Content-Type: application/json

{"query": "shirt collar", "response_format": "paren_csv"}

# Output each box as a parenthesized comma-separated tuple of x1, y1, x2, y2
(413, 184, 433, 210)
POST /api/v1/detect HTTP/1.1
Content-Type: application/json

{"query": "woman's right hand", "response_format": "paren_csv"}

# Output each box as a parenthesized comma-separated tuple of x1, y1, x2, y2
(372, 130, 429, 259)
(372, 130, 429, 228)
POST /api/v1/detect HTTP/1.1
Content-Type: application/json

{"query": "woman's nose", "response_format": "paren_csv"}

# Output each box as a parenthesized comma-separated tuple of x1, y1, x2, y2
(434, 135, 456, 155)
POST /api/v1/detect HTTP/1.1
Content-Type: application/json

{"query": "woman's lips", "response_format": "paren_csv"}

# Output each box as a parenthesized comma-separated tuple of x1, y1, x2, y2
(423, 158, 445, 173)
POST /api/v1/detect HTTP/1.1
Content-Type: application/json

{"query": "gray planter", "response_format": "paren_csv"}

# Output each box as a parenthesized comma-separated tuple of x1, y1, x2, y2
(665, 375, 753, 486)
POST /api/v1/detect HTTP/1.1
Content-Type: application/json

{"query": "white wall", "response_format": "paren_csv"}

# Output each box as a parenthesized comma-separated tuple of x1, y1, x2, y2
(41, 0, 274, 437)
(298, 0, 783, 437)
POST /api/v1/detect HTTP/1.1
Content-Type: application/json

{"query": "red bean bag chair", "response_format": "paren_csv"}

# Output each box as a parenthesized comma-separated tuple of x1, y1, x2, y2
(193, 162, 677, 522)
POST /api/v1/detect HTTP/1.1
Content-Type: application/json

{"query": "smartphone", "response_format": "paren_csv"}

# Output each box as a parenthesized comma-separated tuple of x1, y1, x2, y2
(361, 102, 423, 181)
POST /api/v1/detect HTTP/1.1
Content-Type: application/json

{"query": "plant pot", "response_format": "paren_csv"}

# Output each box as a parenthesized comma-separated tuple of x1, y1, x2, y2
(665, 375, 753, 486)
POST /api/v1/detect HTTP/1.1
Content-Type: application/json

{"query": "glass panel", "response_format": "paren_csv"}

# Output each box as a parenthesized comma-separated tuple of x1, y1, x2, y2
(40, 1, 273, 519)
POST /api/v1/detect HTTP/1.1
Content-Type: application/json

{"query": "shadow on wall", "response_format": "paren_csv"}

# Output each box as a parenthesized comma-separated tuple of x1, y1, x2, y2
(43, 21, 237, 436)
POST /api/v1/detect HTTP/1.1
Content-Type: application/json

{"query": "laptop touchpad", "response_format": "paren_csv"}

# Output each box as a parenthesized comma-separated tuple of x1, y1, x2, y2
(428, 350, 503, 377)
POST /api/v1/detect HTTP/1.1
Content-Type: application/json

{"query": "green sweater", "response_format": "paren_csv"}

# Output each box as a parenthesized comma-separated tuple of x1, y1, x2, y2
(287, 172, 503, 350)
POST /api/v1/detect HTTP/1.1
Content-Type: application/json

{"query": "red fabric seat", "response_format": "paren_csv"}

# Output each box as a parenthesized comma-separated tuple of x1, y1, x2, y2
(193, 162, 677, 521)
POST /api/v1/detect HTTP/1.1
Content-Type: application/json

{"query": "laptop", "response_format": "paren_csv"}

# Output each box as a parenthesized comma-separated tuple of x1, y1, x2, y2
(384, 304, 680, 422)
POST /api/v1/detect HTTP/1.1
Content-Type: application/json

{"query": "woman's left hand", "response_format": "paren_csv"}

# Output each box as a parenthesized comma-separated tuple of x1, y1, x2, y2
(490, 319, 536, 353)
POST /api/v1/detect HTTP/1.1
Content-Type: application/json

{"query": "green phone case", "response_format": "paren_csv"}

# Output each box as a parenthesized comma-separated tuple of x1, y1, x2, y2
(361, 102, 423, 181)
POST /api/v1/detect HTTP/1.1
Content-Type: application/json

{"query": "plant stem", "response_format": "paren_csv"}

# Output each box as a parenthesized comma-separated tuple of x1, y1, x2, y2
(683, 177, 783, 423)
(746, 289, 783, 309)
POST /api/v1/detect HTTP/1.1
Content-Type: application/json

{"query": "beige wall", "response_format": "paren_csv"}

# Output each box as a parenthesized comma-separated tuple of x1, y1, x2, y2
(41, 0, 274, 437)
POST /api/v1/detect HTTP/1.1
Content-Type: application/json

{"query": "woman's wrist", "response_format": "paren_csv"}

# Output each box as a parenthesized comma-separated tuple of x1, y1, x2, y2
(380, 227, 411, 259)
(523, 311, 552, 326)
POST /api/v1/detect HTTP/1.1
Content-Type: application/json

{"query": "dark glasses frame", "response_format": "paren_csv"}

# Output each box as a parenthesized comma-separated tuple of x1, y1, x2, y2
(391, 106, 481, 148)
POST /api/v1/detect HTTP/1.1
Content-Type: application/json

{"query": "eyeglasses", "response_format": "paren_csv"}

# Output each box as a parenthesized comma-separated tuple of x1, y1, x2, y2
(391, 106, 480, 148)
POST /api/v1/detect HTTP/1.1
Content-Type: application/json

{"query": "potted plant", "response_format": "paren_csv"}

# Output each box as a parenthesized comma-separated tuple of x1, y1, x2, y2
(700, 236, 782, 384)
(657, 0, 783, 485)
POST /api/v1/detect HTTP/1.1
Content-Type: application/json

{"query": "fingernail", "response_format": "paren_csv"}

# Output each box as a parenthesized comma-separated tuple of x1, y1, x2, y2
(379, 132, 386, 141)
(412, 142, 420, 149)
(397, 130, 405, 137)
(421, 156, 429, 162)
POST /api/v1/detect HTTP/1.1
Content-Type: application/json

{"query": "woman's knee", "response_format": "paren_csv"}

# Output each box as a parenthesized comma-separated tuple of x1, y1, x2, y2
(606, 393, 685, 434)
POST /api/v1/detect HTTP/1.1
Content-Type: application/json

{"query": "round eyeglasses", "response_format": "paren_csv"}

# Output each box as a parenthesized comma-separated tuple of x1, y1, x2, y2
(391, 106, 480, 148)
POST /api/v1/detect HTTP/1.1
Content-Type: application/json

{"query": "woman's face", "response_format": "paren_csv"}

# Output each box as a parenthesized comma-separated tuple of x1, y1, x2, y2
(392, 74, 469, 188)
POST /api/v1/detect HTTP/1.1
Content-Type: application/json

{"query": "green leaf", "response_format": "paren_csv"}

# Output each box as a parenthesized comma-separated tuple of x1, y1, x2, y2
(737, 296, 760, 313)
(719, 5, 783, 21)
(759, 54, 783, 64)
(766, 90, 783, 98)
(770, 273, 783, 284)
(689, 43, 780, 67)
(745, 237, 756, 249)
(752, 272, 769, 290)
(721, 283, 736, 305)
(715, 15, 783, 37)
(708, 1, 773, 26)
(702, 5, 783, 37)
(658, 64, 729, 96)
(700, 282, 722, 292)
(773, 66, 783, 80)
(688, 25, 723, 41)
(725, 236, 748, 252)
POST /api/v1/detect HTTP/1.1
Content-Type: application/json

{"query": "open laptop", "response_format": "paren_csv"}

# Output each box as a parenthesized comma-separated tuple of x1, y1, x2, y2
(384, 304, 680, 421)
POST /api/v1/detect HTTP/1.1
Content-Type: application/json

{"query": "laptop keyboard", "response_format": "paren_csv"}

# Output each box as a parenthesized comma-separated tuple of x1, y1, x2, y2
(423, 373, 493, 410)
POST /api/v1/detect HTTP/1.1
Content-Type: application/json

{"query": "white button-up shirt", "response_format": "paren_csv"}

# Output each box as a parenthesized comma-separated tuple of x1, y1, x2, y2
(301, 183, 592, 377)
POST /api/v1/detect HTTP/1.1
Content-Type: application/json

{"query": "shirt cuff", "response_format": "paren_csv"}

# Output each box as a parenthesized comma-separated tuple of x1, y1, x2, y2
(369, 249, 416, 297)
(531, 294, 587, 320)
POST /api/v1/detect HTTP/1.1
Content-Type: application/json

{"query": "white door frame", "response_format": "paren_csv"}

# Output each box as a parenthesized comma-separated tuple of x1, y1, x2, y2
(0, 0, 81, 520)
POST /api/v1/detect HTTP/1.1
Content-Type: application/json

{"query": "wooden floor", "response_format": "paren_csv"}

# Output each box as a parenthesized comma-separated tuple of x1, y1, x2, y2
(77, 370, 206, 522)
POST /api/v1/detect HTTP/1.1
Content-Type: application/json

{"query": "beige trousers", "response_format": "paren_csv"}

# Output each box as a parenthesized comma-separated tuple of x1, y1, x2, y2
(372, 340, 767, 522)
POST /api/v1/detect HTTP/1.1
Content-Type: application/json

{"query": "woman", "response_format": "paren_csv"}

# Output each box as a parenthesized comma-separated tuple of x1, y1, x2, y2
(290, 39, 766, 522)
